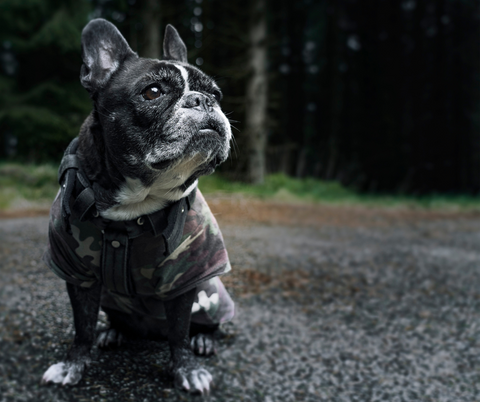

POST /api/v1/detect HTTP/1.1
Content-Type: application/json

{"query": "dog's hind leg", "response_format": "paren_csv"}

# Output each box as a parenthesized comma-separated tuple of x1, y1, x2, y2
(189, 277, 234, 356)
(42, 282, 101, 386)
(98, 306, 221, 355)
(96, 327, 125, 348)
(189, 323, 222, 356)
(97, 305, 165, 343)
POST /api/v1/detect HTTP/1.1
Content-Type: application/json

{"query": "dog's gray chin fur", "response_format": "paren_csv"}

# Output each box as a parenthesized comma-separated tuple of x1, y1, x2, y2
(148, 149, 224, 174)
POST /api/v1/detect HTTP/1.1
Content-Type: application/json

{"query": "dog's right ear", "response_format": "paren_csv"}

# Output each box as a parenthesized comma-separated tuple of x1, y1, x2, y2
(163, 25, 188, 63)
(80, 18, 136, 93)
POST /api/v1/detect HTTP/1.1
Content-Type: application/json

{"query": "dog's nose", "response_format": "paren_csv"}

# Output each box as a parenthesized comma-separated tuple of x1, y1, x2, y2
(182, 92, 213, 112)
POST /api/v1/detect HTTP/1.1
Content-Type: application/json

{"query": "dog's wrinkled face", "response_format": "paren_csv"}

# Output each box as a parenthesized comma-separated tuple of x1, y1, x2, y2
(80, 20, 231, 195)
(97, 58, 231, 185)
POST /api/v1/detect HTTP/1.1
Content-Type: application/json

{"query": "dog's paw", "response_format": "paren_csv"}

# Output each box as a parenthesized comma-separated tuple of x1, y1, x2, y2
(190, 333, 216, 356)
(173, 366, 213, 395)
(96, 328, 124, 348)
(41, 361, 86, 386)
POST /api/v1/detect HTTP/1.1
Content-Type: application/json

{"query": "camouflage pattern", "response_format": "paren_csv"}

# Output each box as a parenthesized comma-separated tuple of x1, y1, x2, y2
(43, 188, 234, 326)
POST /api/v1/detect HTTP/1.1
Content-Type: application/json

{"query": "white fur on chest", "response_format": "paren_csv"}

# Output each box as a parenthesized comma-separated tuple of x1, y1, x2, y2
(101, 154, 205, 221)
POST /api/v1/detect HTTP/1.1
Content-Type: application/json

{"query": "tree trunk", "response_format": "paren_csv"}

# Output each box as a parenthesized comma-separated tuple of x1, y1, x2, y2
(140, 0, 161, 59)
(244, 0, 268, 184)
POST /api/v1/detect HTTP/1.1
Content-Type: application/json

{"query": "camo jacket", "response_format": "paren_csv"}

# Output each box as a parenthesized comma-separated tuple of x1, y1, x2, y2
(43, 188, 234, 326)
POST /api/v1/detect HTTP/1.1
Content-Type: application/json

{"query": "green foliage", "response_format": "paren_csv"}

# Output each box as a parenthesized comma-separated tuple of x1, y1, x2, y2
(0, 0, 93, 162)
(0, 162, 58, 209)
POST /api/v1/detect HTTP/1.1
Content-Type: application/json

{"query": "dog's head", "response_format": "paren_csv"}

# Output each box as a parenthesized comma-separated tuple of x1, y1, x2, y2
(80, 19, 231, 198)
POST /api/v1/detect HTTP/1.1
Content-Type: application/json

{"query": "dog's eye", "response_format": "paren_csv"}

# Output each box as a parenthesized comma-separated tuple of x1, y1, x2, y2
(143, 85, 163, 100)
(212, 90, 222, 102)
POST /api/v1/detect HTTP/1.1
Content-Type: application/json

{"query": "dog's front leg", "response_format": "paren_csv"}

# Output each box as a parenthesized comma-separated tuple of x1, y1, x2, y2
(164, 287, 213, 394)
(42, 282, 101, 386)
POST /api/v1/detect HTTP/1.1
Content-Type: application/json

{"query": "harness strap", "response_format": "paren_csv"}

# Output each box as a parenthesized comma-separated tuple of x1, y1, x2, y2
(58, 154, 79, 183)
(71, 187, 96, 222)
(58, 138, 80, 228)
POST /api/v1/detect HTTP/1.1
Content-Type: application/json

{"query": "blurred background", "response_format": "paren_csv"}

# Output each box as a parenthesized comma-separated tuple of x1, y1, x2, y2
(0, 0, 479, 197)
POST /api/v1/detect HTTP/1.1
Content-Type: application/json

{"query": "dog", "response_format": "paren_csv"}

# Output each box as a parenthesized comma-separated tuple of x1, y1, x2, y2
(41, 18, 234, 395)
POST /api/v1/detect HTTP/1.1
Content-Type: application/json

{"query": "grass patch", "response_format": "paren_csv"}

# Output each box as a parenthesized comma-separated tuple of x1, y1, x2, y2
(1, 163, 480, 211)
(0, 162, 58, 210)
(199, 173, 480, 210)
(199, 173, 357, 201)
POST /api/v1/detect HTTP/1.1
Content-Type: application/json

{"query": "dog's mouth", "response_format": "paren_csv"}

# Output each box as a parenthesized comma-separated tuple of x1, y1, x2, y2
(208, 155, 221, 169)
(198, 128, 220, 138)
(197, 117, 227, 139)
(149, 159, 173, 170)
(150, 154, 220, 172)
(148, 122, 227, 172)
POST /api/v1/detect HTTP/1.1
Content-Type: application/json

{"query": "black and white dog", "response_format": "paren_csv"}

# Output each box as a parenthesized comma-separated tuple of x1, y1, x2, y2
(41, 19, 232, 394)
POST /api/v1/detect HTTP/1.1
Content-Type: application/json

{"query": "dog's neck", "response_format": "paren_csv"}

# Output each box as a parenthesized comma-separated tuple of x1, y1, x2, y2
(76, 112, 197, 221)
(99, 176, 197, 221)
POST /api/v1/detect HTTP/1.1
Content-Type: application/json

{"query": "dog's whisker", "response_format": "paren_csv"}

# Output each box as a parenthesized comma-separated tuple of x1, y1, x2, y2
(231, 136, 239, 159)
(230, 124, 240, 133)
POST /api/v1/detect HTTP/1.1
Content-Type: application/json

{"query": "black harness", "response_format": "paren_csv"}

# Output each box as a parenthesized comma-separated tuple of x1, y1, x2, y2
(58, 137, 196, 296)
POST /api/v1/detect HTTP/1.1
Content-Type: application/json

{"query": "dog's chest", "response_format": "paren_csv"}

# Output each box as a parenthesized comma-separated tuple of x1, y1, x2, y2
(102, 154, 206, 221)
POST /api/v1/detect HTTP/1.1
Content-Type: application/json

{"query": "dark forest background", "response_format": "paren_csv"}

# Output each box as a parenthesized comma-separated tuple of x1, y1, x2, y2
(0, 0, 479, 194)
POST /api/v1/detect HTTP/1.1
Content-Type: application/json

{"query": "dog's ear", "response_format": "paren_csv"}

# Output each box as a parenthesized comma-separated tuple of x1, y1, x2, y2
(163, 25, 188, 63)
(80, 18, 136, 93)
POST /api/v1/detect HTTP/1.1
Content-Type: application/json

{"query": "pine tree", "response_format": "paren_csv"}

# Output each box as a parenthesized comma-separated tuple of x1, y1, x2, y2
(0, 0, 93, 161)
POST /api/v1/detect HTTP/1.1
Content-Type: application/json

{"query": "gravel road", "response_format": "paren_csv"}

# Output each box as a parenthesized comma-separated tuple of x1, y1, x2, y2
(1, 201, 480, 401)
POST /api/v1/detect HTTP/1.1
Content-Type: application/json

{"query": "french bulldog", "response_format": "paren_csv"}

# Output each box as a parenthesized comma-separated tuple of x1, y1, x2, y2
(41, 18, 234, 395)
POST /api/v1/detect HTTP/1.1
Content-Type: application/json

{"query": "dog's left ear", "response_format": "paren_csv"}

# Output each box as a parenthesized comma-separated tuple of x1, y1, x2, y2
(163, 25, 188, 63)
(80, 18, 136, 93)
